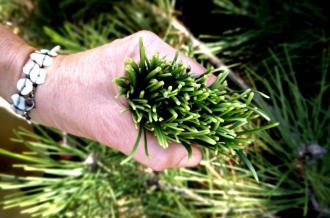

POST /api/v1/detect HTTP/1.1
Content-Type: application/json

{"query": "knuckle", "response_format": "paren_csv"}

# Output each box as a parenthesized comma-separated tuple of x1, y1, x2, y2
(149, 155, 171, 171)
(151, 162, 167, 171)
(133, 30, 160, 42)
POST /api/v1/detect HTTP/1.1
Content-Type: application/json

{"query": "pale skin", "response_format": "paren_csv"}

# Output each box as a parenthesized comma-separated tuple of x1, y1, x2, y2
(0, 24, 207, 170)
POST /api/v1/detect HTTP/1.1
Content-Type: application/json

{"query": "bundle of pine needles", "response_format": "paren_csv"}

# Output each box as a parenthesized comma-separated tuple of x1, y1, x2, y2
(115, 40, 272, 175)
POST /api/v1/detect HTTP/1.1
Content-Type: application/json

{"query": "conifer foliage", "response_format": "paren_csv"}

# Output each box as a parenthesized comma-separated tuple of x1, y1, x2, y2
(116, 40, 270, 173)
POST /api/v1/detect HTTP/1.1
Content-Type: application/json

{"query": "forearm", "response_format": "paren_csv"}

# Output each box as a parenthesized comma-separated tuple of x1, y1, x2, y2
(0, 24, 34, 101)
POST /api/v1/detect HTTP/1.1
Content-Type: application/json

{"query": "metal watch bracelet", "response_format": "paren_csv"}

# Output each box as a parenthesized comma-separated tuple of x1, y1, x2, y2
(10, 45, 60, 122)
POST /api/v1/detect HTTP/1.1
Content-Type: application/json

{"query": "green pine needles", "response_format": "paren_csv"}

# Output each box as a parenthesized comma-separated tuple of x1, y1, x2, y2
(115, 39, 272, 172)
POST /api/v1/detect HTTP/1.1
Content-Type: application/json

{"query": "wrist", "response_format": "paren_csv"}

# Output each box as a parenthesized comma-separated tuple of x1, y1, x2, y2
(8, 44, 63, 124)
(29, 54, 65, 127)
(0, 27, 34, 101)
(3, 45, 35, 101)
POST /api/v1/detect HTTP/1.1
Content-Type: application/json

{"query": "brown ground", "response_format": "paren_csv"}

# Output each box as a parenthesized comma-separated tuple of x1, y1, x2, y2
(0, 102, 32, 218)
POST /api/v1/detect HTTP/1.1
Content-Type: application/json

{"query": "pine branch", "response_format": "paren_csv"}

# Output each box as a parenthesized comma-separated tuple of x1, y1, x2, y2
(151, 3, 250, 90)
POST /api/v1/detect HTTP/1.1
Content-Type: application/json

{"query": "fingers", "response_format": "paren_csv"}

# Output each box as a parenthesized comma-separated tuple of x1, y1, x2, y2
(133, 132, 202, 171)
(126, 30, 216, 85)
(95, 102, 202, 171)
(128, 30, 206, 75)
(103, 30, 216, 87)
(146, 40, 217, 85)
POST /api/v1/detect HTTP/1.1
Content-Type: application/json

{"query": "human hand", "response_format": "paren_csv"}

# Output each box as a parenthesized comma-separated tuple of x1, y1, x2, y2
(31, 31, 207, 170)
